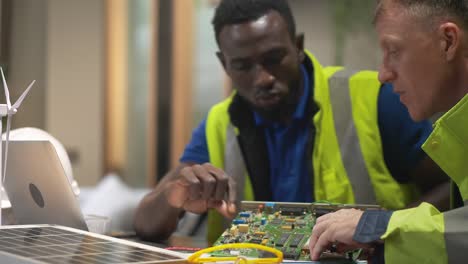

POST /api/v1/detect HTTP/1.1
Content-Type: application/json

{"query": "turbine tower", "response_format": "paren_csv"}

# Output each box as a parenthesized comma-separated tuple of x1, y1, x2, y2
(0, 68, 35, 226)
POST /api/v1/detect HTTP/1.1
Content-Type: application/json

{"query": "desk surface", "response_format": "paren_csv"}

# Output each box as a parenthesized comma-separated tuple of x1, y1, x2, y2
(1, 209, 363, 263)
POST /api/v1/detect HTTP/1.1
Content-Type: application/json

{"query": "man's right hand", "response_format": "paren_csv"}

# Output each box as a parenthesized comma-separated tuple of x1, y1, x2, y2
(165, 163, 238, 219)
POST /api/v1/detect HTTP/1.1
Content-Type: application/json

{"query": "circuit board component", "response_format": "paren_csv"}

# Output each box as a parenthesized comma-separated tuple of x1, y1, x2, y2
(212, 201, 381, 261)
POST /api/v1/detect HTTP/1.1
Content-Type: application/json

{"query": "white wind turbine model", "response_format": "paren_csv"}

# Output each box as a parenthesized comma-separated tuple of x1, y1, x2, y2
(0, 67, 35, 226)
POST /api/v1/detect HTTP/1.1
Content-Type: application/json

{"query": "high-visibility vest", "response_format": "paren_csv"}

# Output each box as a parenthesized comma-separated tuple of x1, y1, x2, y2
(382, 94, 468, 264)
(205, 51, 417, 244)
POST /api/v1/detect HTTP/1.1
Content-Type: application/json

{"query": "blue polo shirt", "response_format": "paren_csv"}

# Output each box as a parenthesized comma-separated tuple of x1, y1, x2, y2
(252, 65, 312, 201)
(180, 65, 432, 202)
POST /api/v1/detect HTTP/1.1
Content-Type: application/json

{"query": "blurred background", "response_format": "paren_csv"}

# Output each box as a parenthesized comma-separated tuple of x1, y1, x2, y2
(0, 0, 381, 189)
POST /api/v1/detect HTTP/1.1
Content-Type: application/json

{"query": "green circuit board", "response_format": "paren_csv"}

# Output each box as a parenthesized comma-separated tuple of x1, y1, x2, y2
(212, 201, 381, 262)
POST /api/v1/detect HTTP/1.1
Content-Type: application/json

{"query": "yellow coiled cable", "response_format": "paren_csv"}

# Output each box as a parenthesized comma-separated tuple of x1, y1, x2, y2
(187, 243, 283, 263)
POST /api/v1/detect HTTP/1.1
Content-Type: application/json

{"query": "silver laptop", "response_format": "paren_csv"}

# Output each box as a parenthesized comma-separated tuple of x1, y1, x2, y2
(3, 140, 88, 231)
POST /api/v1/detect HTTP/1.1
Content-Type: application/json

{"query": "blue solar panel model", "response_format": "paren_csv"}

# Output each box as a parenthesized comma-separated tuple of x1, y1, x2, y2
(0, 225, 186, 264)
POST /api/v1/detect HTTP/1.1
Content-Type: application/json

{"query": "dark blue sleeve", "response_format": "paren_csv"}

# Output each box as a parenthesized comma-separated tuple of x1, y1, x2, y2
(353, 210, 393, 264)
(353, 210, 393, 243)
(179, 118, 210, 164)
(378, 83, 433, 183)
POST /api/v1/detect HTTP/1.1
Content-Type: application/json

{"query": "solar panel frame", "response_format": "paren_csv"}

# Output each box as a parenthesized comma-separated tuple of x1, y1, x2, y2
(0, 225, 187, 264)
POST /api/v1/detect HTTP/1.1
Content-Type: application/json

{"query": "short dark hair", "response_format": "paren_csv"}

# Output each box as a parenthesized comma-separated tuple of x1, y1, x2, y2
(375, 0, 468, 29)
(212, 0, 296, 44)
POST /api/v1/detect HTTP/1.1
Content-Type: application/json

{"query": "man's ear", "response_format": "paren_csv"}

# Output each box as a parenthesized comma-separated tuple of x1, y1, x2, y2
(439, 22, 461, 61)
(216, 51, 227, 70)
(296, 33, 305, 62)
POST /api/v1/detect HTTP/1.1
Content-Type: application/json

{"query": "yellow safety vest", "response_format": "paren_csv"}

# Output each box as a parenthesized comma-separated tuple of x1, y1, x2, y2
(205, 51, 417, 244)
(382, 94, 468, 264)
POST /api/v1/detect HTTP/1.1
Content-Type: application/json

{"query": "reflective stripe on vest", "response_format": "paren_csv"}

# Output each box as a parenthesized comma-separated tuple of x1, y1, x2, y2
(225, 124, 246, 207)
(319, 63, 415, 209)
(224, 124, 255, 203)
(206, 99, 254, 243)
(328, 69, 377, 204)
(206, 124, 254, 244)
(444, 205, 468, 263)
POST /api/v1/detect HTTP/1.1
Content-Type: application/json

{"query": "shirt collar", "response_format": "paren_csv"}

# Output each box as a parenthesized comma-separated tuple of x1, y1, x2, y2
(254, 64, 310, 126)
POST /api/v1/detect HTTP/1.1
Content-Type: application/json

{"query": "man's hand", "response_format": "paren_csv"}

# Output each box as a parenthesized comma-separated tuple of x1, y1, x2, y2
(165, 163, 237, 219)
(309, 209, 370, 260)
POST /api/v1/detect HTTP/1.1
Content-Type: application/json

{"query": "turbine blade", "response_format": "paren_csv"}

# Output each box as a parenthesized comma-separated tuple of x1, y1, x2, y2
(0, 68, 11, 109)
(12, 80, 35, 109)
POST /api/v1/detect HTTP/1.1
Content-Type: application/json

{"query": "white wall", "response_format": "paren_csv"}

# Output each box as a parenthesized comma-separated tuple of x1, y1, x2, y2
(290, 0, 381, 69)
(7, 0, 382, 187)
(46, 0, 105, 186)
(8, 0, 105, 186)
(9, 0, 47, 129)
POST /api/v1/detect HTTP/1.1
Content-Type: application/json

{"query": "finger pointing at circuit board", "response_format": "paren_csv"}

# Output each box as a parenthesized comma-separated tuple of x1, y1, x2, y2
(213, 174, 237, 219)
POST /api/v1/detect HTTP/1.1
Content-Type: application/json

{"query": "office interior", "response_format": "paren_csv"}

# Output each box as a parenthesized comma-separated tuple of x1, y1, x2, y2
(0, 0, 381, 251)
